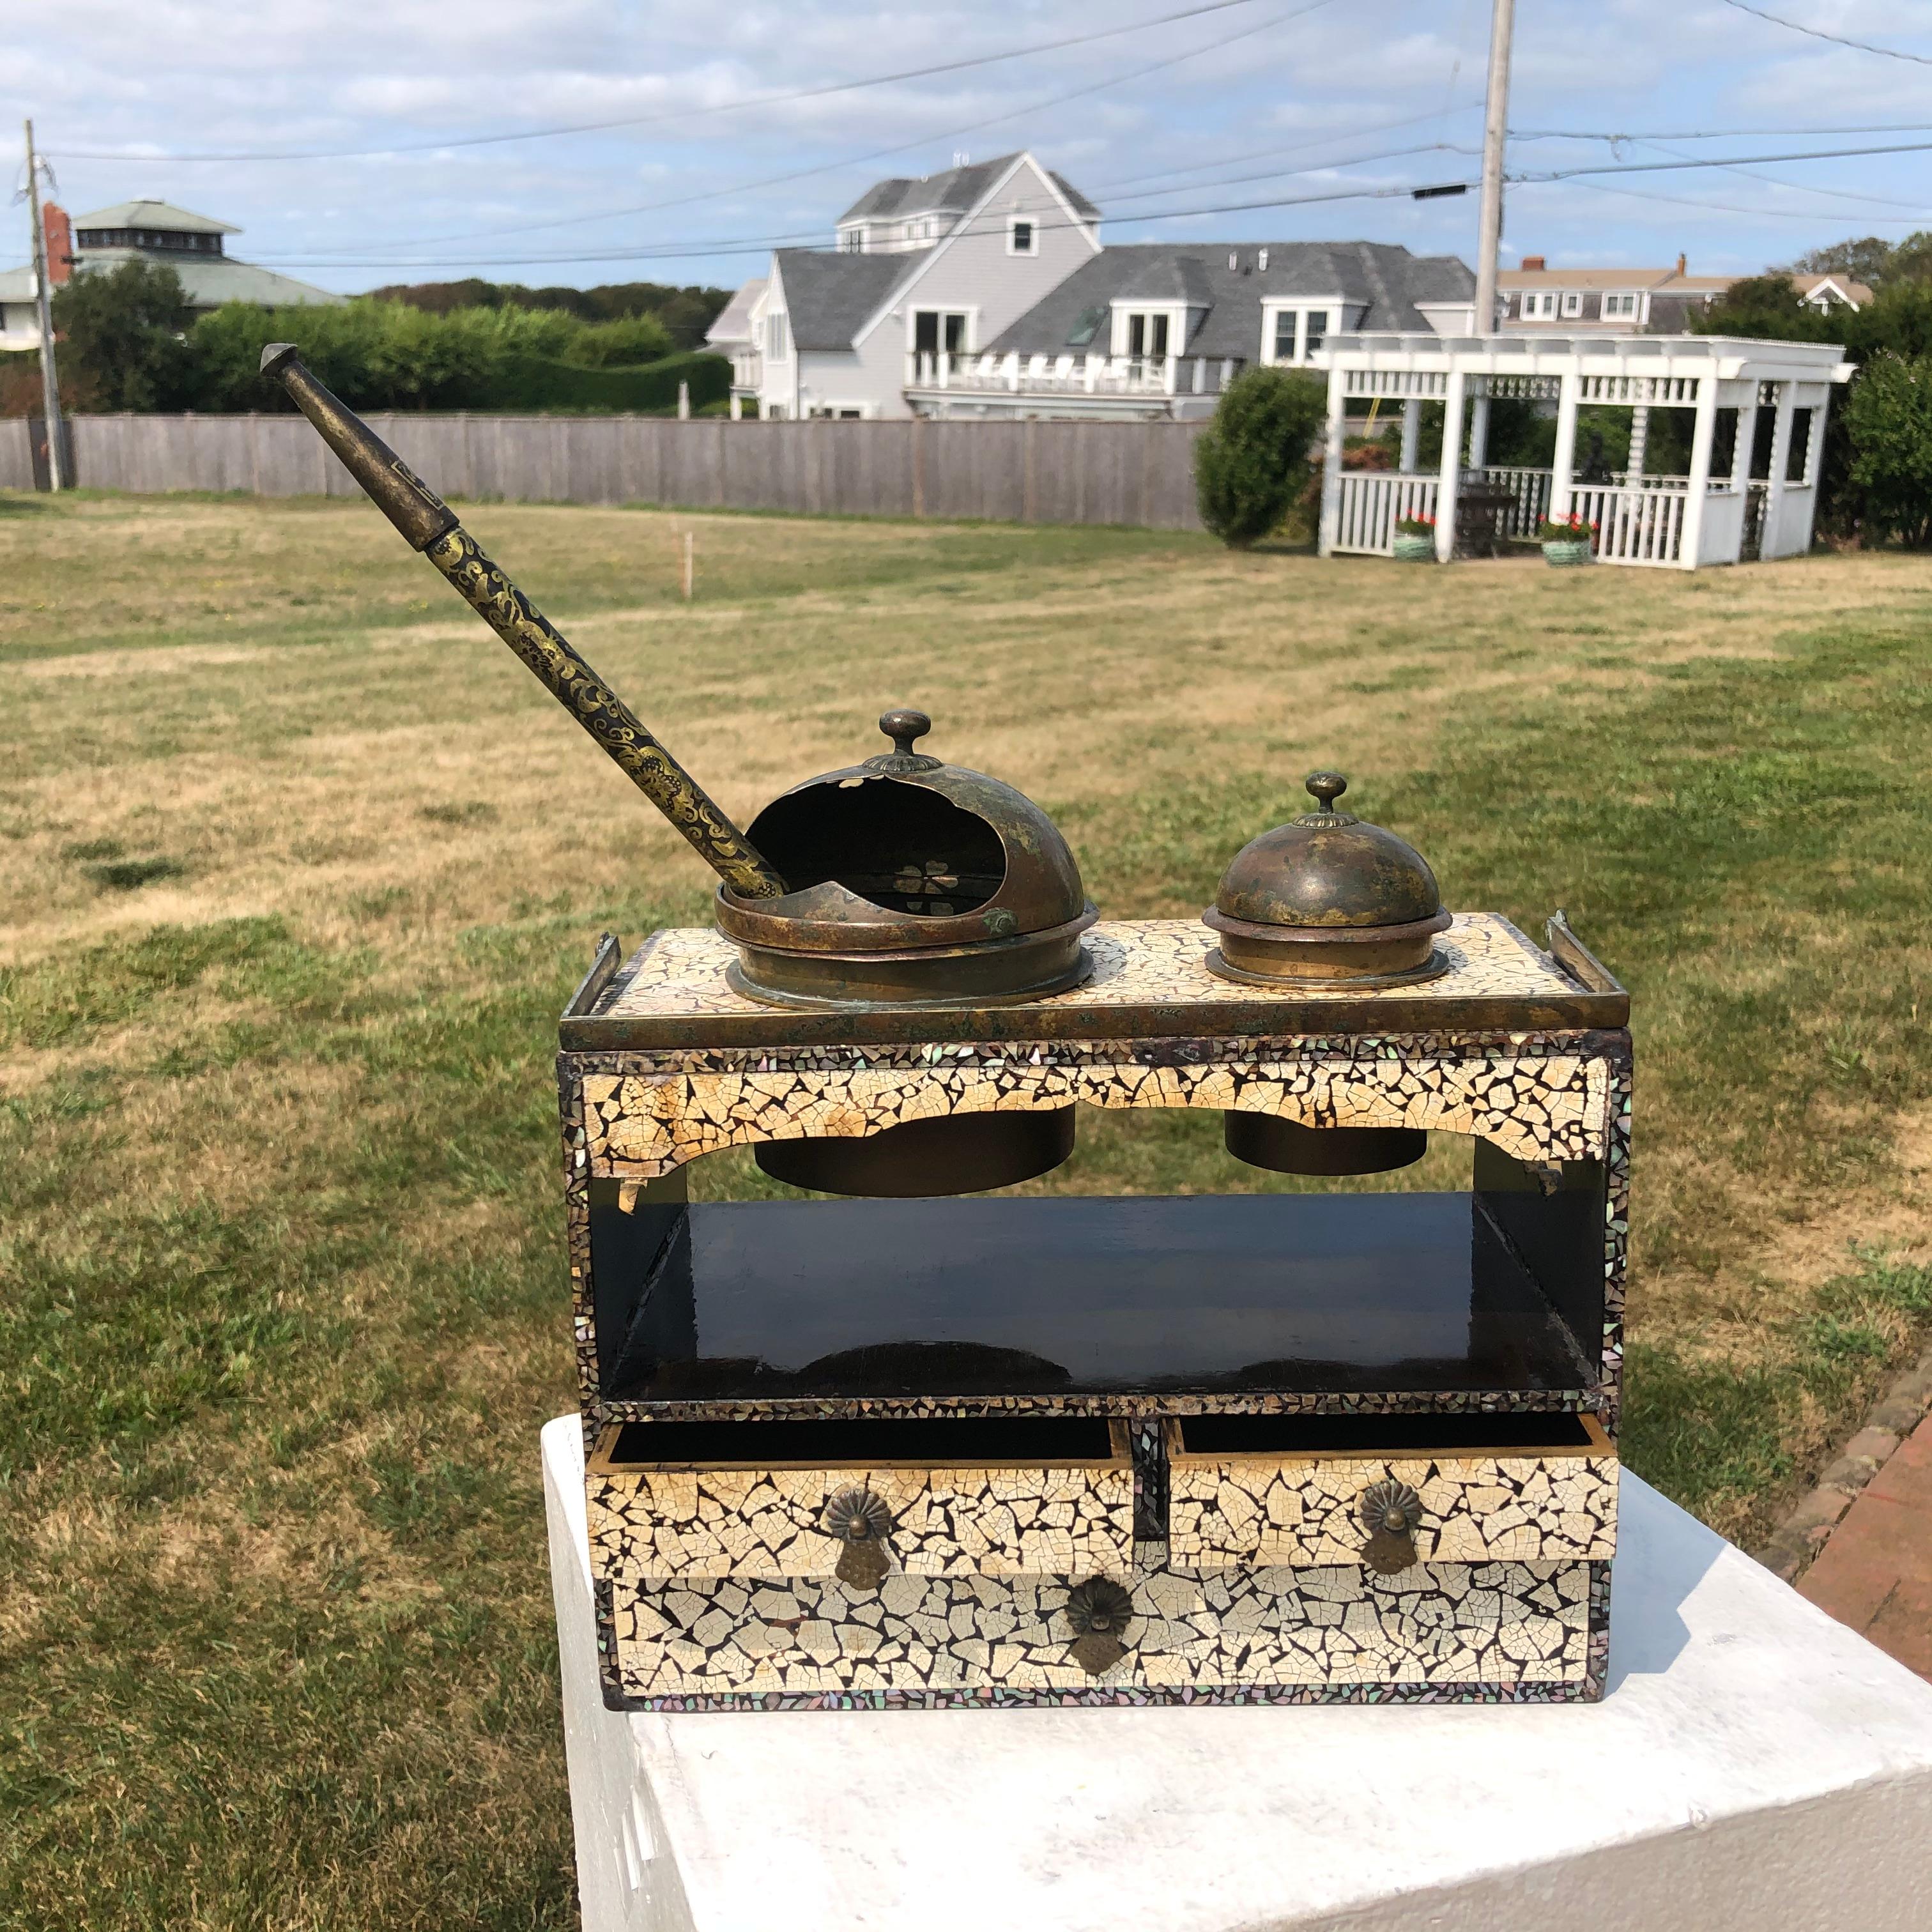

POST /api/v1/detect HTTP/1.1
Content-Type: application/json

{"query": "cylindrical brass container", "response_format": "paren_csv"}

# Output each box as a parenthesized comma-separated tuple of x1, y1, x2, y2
(717, 709, 1096, 1011)
(719, 709, 1094, 1195)
(1211, 771, 1447, 1175)
(1202, 772, 1450, 989)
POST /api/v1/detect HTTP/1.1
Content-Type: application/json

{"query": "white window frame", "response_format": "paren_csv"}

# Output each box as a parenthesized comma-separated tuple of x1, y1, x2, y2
(1112, 304, 1183, 359)
(906, 305, 977, 356)
(1006, 215, 1037, 256)
(1521, 290, 1558, 320)
(1560, 290, 1583, 318)
(1602, 291, 1646, 321)
(764, 310, 788, 361)
(1259, 300, 1338, 365)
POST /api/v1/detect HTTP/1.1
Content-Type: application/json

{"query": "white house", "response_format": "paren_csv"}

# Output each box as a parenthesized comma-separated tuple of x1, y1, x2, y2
(736, 152, 1102, 419)
(721, 150, 1477, 422)
(0, 199, 342, 353)
(1501, 254, 1872, 336)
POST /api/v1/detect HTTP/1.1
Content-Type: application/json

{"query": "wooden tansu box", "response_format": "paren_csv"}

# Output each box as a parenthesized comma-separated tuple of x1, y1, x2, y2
(245, 355, 1633, 1713)
(559, 912, 1630, 1712)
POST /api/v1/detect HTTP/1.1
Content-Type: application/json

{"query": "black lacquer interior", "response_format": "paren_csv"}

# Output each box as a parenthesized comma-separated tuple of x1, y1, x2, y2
(604, 1414, 1118, 1467)
(590, 1172, 1602, 1404)
(1174, 1411, 1595, 1455)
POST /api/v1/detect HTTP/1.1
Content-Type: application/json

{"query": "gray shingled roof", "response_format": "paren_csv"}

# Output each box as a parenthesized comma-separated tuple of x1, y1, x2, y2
(836, 153, 1099, 227)
(838, 157, 1014, 226)
(72, 199, 238, 234)
(988, 243, 1474, 356)
(772, 248, 924, 350)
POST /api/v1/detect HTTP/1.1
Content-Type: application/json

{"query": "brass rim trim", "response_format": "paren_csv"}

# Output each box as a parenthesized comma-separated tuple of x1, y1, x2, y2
(1203, 946, 1453, 992)
(725, 942, 1096, 1012)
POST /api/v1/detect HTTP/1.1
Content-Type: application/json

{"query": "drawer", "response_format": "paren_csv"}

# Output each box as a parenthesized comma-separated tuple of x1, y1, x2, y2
(588, 1415, 1134, 1583)
(1165, 1411, 1616, 1570)
(604, 1556, 1602, 1703)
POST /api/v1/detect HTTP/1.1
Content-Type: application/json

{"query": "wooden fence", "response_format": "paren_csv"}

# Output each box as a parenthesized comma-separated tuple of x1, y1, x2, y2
(9, 413, 1213, 531)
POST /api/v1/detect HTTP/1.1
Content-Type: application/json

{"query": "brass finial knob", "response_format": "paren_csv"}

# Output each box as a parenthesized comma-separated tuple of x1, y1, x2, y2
(879, 709, 932, 758)
(1305, 771, 1347, 808)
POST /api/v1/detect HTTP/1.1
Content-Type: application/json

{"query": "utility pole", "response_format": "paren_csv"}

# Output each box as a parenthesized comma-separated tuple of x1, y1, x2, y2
(23, 119, 65, 489)
(1473, 0, 1516, 336)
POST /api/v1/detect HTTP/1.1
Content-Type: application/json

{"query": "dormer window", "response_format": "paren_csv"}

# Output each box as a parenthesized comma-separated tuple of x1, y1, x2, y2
(1008, 217, 1036, 256)
(841, 226, 866, 253)
(1262, 302, 1337, 365)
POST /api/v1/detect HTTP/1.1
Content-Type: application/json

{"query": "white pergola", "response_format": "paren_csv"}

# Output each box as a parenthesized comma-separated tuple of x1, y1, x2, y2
(1309, 333, 1853, 569)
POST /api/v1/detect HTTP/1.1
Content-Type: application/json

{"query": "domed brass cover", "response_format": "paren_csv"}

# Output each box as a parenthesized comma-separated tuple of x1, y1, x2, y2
(717, 709, 1096, 1009)
(1204, 772, 1451, 987)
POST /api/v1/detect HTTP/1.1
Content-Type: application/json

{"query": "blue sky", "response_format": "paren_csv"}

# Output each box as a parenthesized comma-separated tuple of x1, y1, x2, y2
(8, 0, 1930, 295)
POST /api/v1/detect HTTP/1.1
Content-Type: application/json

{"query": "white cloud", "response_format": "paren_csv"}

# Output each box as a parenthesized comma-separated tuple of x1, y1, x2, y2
(6, 0, 1924, 289)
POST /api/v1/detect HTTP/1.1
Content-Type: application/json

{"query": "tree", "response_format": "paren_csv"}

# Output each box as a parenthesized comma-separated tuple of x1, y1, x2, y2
(1193, 366, 1326, 548)
(1694, 275, 1839, 346)
(1786, 237, 1900, 287)
(50, 260, 193, 410)
(1845, 353, 1932, 548)
(572, 312, 675, 366)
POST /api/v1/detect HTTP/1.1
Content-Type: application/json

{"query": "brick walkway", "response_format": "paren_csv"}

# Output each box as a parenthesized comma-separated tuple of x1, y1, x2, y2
(1798, 1408, 1932, 1678)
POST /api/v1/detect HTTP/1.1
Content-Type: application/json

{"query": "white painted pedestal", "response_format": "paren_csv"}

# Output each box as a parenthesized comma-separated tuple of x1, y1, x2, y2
(543, 1415, 1932, 1932)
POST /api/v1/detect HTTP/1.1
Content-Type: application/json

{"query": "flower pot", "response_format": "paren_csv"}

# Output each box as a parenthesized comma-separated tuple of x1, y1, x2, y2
(1392, 533, 1436, 562)
(1541, 539, 1593, 567)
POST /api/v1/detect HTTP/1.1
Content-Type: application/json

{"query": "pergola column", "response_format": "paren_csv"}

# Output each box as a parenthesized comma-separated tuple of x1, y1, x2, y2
(1317, 365, 1346, 557)
(1467, 389, 1491, 471)
(1434, 369, 1467, 562)
(1732, 390, 1758, 487)
(1627, 404, 1650, 481)
(1762, 383, 1795, 558)
(1399, 397, 1421, 471)
(1676, 374, 1721, 571)
(1549, 370, 1580, 520)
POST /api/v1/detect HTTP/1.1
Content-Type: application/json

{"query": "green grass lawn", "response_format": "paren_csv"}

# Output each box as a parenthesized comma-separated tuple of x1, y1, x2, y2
(4, 489, 1931, 1927)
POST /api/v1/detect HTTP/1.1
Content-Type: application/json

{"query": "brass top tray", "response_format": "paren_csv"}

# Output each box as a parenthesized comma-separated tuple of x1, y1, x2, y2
(562, 913, 1627, 1052)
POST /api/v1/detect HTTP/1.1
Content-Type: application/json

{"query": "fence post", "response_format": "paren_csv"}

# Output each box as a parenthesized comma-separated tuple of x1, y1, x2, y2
(912, 411, 926, 519)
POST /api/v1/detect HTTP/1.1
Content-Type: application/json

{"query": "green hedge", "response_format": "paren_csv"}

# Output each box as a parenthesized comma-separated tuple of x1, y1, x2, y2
(470, 349, 730, 414)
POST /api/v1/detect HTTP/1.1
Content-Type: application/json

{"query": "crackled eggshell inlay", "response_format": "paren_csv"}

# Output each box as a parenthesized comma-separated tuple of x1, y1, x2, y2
(588, 1460, 1135, 1581)
(1167, 1445, 1618, 1568)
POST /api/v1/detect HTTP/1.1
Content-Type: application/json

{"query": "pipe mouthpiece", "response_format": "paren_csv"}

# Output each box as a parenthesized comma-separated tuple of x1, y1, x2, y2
(260, 342, 300, 377)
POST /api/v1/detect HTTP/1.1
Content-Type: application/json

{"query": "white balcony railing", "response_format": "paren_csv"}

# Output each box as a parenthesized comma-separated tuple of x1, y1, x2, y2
(904, 350, 1243, 401)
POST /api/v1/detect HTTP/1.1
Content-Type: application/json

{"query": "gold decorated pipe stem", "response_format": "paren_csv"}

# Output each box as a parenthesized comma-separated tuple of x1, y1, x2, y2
(258, 343, 786, 900)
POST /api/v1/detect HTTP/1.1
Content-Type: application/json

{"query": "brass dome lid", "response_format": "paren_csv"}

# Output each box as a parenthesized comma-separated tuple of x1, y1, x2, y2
(717, 708, 1096, 1009)
(1203, 772, 1451, 988)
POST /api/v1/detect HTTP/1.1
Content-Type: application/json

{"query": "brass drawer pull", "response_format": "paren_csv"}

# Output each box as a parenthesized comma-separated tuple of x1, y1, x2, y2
(820, 1487, 894, 1590)
(1064, 1577, 1135, 1676)
(1360, 1479, 1423, 1575)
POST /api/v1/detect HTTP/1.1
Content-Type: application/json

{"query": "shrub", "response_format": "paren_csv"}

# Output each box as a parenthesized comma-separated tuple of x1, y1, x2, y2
(180, 300, 726, 414)
(1395, 514, 1434, 536)
(1193, 366, 1326, 548)
(1844, 351, 1932, 547)
(571, 313, 675, 367)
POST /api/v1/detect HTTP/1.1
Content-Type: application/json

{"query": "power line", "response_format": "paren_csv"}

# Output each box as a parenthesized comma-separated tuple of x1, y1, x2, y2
(1625, 135, 1932, 213)
(1522, 137, 1932, 187)
(43, 0, 1273, 163)
(241, 0, 1338, 263)
(1713, 0, 1932, 67)
(1515, 121, 1932, 141)
(251, 134, 1932, 273)
(249, 176, 1473, 273)
(1539, 175, 1932, 227)
(1087, 102, 1483, 194)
